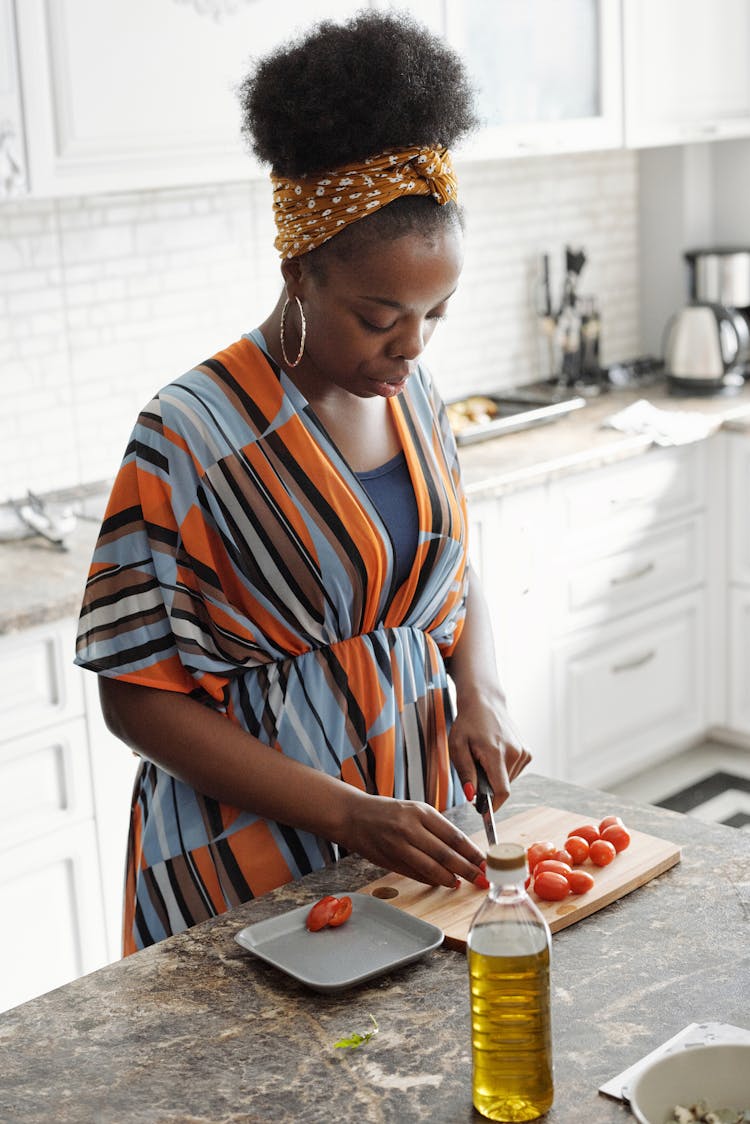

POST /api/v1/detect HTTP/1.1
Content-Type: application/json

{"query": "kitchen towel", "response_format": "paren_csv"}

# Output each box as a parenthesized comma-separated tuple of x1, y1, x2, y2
(602, 398, 715, 446)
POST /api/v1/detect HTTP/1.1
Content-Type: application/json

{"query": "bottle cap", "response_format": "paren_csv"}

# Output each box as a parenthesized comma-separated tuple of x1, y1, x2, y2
(486, 842, 526, 871)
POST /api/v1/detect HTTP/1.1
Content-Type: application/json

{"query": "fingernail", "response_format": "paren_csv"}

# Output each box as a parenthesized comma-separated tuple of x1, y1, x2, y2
(474, 874, 490, 890)
(480, 859, 487, 873)
(463, 781, 475, 801)
(453, 876, 461, 890)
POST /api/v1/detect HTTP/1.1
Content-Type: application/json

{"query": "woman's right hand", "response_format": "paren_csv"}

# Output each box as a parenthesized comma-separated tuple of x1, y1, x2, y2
(339, 791, 486, 889)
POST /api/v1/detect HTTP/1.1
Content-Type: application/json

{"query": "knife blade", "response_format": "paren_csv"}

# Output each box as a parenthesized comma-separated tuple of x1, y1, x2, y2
(474, 762, 497, 846)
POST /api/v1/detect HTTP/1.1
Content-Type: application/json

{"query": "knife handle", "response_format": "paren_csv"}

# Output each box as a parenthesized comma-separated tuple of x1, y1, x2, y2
(475, 761, 494, 807)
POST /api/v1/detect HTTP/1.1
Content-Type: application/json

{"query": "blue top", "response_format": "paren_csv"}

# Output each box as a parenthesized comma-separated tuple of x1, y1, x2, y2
(356, 453, 419, 590)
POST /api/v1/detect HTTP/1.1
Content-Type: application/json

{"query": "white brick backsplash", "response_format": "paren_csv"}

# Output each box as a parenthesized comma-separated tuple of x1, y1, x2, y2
(1, 151, 640, 497)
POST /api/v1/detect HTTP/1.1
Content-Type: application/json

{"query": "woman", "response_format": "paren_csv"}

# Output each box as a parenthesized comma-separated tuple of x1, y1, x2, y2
(75, 10, 530, 954)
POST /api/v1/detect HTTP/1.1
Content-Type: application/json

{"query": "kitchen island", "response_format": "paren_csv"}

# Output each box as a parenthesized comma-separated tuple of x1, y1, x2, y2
(1, 773, 747, 1123)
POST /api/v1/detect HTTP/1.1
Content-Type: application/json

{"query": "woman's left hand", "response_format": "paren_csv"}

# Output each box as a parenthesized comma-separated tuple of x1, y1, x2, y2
(448, 684, 532, 811)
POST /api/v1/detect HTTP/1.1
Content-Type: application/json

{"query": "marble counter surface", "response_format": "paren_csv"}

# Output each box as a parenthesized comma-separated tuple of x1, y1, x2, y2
(1, 773, 747, 1123)
(3, 380, 750, 635)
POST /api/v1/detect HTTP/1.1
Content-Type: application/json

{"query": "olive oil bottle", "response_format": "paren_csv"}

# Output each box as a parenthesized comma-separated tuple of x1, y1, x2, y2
(467, 842, 553, 1122)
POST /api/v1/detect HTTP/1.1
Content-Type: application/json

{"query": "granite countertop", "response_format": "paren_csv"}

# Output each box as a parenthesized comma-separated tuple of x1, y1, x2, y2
(0, 773, 747, 1123)
(3, 380, 750, 636)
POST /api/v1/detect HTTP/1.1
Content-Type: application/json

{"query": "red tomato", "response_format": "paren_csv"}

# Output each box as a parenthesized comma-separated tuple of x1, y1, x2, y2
(568, 824, 600, 845)
(533, 871, 570, 901)
(601, 823, 631, 853)
(549, 848, 574, 864)
(563, 835, 590, 865)
(526, 840, 557, 871)
(328, 896, 353, 927)
(306, 895, 339, 931)
(599, 815, 624, 833)
(566, 869, 595, 895)
(589, 839, 617, 867)
(533, 859, 572, 878)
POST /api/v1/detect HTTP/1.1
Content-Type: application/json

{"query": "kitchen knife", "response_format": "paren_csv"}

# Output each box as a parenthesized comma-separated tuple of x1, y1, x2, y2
(474, 762, 497, 846)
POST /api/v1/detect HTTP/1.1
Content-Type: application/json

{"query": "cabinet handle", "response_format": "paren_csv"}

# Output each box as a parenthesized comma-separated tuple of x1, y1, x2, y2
(611, 649, 656, 674)
(610, 561, 655, 586)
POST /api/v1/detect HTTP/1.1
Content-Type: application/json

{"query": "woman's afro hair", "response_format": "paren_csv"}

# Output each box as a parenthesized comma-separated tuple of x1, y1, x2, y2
(238, 9, 477, 176)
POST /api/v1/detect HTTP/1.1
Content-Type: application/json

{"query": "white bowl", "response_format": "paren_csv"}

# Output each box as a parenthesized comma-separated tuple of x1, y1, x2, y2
(629, 1043, 750, 1124)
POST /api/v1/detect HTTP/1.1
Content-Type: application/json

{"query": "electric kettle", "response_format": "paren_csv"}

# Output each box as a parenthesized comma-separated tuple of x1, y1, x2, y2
(664, 302, 745, 390)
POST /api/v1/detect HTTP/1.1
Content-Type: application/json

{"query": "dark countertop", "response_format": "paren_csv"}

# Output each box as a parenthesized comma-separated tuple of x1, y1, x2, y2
(1, 773, 747, 1123)
(3, 380, 750, 635)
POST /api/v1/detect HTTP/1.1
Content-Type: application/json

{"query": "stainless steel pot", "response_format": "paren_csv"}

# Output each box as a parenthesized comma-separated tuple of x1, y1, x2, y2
(685, 247, 750, 308)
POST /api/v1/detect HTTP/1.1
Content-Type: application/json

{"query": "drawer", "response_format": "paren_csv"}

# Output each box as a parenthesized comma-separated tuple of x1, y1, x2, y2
(555, 517, 706, 632)
(0, 718, 93, 850)
(728, 586, 750, 736)
(550, 443, 707, 545)
(0, 619, 84, 743)
(553, 591, 706, 787)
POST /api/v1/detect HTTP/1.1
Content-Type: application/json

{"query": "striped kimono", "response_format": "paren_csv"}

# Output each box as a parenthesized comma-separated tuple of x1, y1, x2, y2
(75, 334, 469, 953)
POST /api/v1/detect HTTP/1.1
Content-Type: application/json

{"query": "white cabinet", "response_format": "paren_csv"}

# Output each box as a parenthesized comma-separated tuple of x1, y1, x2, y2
(548, 444, 709, 787)
(0, 0, 26, 196)
(470, 486, 555, 777)
(0, 619, 136, 1013)
(623, 0, 750, 148)
(727, 431, 750, 734)
(445, 0, 623, 159)
(12, 0, 363, 198)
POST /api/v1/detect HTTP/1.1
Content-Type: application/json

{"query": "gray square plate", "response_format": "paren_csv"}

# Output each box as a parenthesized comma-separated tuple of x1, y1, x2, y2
(235, 891, 444, 992)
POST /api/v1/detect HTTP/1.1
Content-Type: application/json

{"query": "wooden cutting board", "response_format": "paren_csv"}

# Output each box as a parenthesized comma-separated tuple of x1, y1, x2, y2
(359, 806, 681, 950)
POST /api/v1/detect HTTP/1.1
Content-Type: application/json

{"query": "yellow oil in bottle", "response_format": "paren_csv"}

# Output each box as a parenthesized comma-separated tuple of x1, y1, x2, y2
(468, 933, 553, 1122)
(467, 842, 554, 1124)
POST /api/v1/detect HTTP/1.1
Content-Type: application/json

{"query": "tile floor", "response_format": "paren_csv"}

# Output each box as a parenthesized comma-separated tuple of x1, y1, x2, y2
(605, 741, 750, 830)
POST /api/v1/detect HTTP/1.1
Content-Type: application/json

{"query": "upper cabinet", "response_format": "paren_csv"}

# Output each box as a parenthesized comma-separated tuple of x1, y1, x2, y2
(623, 0, 750, 148)
(444, 0, 623, 160)
(9, 0, 362, 199)
(0, 0, 26, 195)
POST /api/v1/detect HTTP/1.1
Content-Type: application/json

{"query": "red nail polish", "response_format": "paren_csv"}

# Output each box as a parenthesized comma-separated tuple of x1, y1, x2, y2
(463, 781, 475, 801)
(480, 859, 487, 873)
(474, 873, 490, 890)
(453, 876, 461, 890)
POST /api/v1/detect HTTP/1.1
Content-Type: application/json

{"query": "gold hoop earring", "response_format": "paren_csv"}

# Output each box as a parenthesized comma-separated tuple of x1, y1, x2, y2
(279, 296, 306, 368)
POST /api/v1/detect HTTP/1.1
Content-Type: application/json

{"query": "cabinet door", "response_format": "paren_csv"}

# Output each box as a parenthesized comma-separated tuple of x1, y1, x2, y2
(0, 0, 26, 195)
(553, 591, 707, 788)
(0, 620, 84, 744)
(471, 487, 556, 777)
(15, 0, 363, 197)
(727, 432, 750, 585)
(445, 0, 623, 159)
(728, 586, 750, 736)
(624, 0, 750, 147)
(0, 819, 107, 1013)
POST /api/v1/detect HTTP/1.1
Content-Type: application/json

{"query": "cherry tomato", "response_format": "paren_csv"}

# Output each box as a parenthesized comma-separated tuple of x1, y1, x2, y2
(589, 839, 617, 867)
(328, 896, 353, 927)
(306, 895, 339, 931)
(549, 848, 575, 864)
(533, 871, 570, 901)
(533, 859, 572, 878)
(566, 869, 595, 895)
(601, 823, 631, 853)
(568, 824, 600, 845)
(563, 835, 590, 865)
(599, 815, 624, 833)
(527, 840, 557, 872)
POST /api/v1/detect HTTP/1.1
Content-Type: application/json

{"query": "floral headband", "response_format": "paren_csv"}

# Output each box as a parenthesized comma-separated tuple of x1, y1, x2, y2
(271, 145, 458, 259)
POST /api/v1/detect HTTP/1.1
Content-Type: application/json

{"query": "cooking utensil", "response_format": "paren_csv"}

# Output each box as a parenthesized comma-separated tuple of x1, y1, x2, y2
(664, 301, 743, 388)
(360, 806, 681, 950)
(628, 1043, 750, 1124)
(474, 762, 497, 846)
